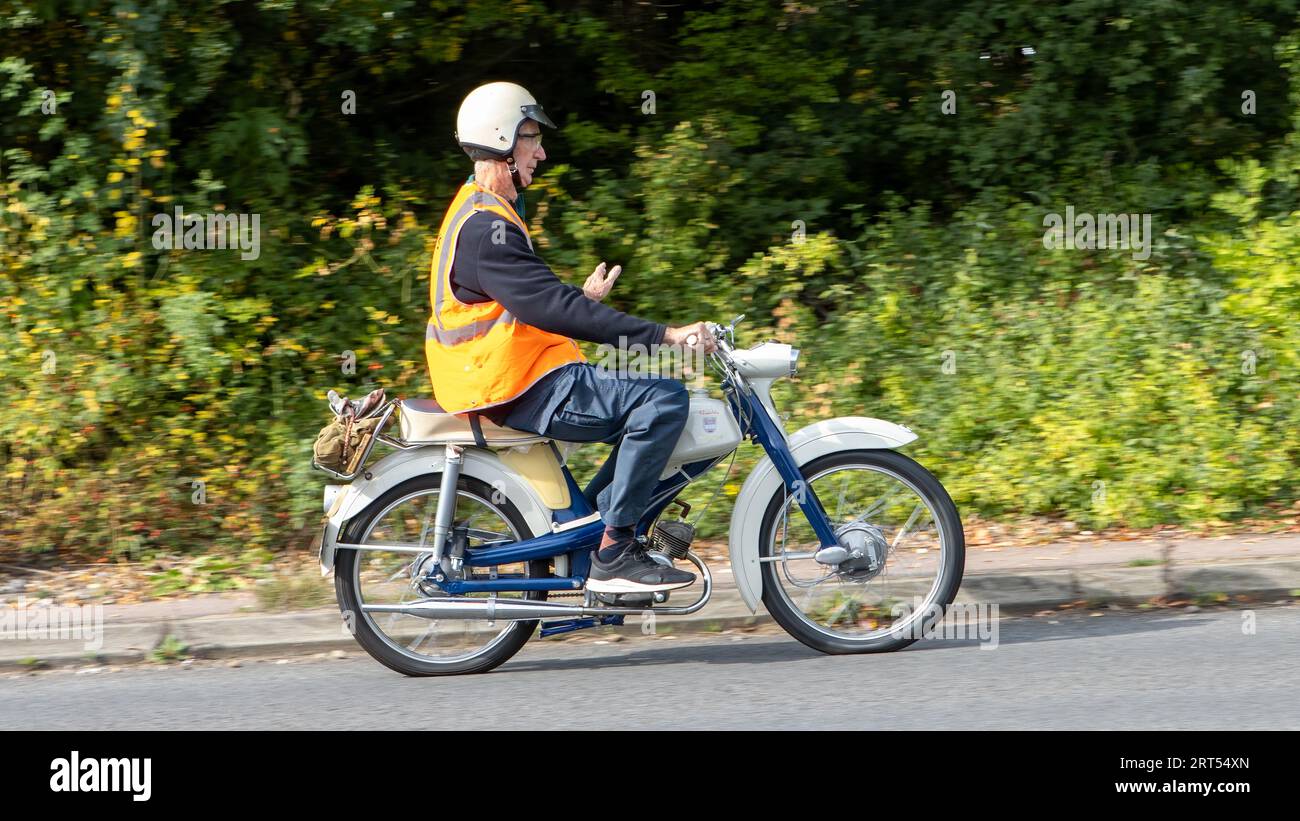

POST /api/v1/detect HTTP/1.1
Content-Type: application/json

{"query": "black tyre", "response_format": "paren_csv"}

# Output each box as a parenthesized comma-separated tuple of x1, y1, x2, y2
(334, 473, 549, 676)
(758, 449, 965, 654)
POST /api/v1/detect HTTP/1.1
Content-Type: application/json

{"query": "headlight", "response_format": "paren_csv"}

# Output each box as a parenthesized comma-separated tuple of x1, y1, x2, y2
(789, 347, 800, 377)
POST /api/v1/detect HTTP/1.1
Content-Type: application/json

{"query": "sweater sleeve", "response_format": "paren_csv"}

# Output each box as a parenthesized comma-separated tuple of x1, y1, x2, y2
(469, 218, 666, 348)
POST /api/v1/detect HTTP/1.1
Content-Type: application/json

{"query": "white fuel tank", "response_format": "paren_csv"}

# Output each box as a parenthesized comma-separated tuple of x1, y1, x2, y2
(661, 393, 744, 478)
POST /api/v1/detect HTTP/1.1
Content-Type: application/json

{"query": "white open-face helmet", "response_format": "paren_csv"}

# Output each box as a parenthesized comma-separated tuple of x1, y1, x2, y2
(456, 81, 556, 161)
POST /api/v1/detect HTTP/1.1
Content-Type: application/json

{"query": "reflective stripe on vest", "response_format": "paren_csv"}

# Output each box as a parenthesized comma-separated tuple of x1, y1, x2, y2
(430, 187, 530, 334)
(425, 310, 515, 346)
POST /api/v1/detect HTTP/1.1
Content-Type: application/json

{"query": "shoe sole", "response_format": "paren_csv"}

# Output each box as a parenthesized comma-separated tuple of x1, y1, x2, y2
(585, 577, 695, 594)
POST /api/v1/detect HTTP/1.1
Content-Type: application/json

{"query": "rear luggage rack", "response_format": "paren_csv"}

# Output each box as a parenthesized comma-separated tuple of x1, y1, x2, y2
(311, 401, 397, 481)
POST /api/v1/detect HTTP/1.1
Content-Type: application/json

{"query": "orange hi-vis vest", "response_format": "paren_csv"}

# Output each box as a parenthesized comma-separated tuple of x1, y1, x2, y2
(425, 182, 584, 414)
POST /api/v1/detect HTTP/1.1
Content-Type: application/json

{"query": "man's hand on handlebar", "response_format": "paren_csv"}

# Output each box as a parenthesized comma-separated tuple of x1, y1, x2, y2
(664, 321, 718, 354)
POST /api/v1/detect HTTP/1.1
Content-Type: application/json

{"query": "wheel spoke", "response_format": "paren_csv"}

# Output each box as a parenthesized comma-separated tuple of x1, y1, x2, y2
(407, 622, 440, 652)
(417, 495, 437, 547)
(891, 503, 925, 550)
(834, 472, 850, 521)
(845, 485, 904, 528)
(800, 583, 819, 617)
(386, 563, 412, 584)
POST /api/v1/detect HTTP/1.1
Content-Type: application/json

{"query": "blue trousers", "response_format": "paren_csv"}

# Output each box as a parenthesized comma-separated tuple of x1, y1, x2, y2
(499, 363, 689, 528)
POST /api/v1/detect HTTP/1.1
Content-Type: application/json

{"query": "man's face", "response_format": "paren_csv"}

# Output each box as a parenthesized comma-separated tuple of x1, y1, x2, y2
(513, 118, 547, 188)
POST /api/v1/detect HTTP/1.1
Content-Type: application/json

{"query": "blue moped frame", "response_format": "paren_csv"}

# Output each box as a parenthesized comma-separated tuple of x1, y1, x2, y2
(436, 380, 837, 594)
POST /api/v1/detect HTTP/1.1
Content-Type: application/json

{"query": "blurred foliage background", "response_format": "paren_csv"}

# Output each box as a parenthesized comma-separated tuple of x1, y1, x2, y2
(1, 0, 1298, 564)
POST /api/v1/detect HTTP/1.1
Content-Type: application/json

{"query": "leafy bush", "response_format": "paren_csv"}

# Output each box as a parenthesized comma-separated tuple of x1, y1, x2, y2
(1, 3, 1297, 559)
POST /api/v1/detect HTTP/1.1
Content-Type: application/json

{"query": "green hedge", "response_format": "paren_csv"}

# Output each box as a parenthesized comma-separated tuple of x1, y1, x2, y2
(1, 2, 1298, 557)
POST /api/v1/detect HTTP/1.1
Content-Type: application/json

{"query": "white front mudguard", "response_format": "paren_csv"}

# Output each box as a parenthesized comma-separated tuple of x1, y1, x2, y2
(318, 446, 555, 576)
(727, 416, 918, 613)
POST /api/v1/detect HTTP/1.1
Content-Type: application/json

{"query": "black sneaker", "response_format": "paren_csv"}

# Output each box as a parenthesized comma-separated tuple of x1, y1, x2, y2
(587, 543, 696, 594)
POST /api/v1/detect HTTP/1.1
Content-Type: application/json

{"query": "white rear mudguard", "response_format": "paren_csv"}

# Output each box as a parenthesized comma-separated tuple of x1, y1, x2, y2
(727, 416, 918, 613)
(318, 446, 555, 576)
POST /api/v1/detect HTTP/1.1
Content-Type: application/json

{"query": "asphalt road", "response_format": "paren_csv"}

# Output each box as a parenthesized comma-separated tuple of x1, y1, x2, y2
(4, 605, 1298, 730)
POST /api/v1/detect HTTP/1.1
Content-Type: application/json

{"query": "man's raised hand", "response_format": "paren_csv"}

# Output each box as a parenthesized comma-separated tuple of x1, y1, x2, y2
(583, 261, 622, 302)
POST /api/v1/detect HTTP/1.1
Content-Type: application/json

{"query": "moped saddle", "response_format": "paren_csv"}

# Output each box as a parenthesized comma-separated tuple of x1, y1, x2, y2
(397, 398, 549, 447)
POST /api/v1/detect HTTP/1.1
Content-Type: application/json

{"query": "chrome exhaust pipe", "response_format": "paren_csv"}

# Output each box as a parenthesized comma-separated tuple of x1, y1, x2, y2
(364, 597, 592, 620)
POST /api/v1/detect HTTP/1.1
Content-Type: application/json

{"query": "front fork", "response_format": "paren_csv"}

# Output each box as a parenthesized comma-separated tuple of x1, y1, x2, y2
(742, 390, 839, 549)
(767, 445, 840, 549)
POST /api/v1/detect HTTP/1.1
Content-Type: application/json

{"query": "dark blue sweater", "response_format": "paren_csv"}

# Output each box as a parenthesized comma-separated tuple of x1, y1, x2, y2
(446, 209, 670, 424)
(449, 210, 667, 349)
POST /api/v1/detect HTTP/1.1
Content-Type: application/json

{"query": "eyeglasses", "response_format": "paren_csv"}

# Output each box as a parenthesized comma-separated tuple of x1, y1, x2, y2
(516, 131, 543, 146)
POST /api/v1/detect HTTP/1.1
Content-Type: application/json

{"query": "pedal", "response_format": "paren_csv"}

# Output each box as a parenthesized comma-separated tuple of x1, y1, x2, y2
(539, 614, 625, 638)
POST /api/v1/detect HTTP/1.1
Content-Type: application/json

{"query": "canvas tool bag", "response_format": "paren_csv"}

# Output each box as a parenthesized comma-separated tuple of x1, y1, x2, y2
(313, 411, 385, 475)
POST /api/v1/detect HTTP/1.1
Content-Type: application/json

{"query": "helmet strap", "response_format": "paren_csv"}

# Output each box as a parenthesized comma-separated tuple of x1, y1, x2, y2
(506, 156, 525, 188)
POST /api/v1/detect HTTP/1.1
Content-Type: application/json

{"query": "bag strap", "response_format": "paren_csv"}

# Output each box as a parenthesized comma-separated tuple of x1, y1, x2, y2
(468, 413, 488, 448)
(339, 414, 357, 464)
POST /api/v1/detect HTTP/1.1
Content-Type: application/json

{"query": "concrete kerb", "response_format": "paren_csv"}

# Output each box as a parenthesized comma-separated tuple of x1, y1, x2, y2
(959, 558, 1300, 613)
(4, 559, 1299, 671)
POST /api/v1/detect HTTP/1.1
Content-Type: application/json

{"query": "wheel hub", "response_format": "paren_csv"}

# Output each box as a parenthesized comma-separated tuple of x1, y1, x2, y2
(409, 552, 444, 596)
(833, 521, 889, 580)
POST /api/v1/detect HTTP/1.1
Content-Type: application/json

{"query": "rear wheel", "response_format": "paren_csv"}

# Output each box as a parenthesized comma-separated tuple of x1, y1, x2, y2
(334, 473, 549, 676)
(758, 449, 965, 654)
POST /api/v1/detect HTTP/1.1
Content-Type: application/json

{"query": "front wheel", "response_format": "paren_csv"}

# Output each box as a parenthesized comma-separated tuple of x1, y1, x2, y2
(758, 449, 965, 654)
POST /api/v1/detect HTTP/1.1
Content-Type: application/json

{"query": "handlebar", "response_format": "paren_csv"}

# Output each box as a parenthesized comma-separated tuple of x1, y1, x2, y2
(706, 321, 735, 355)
